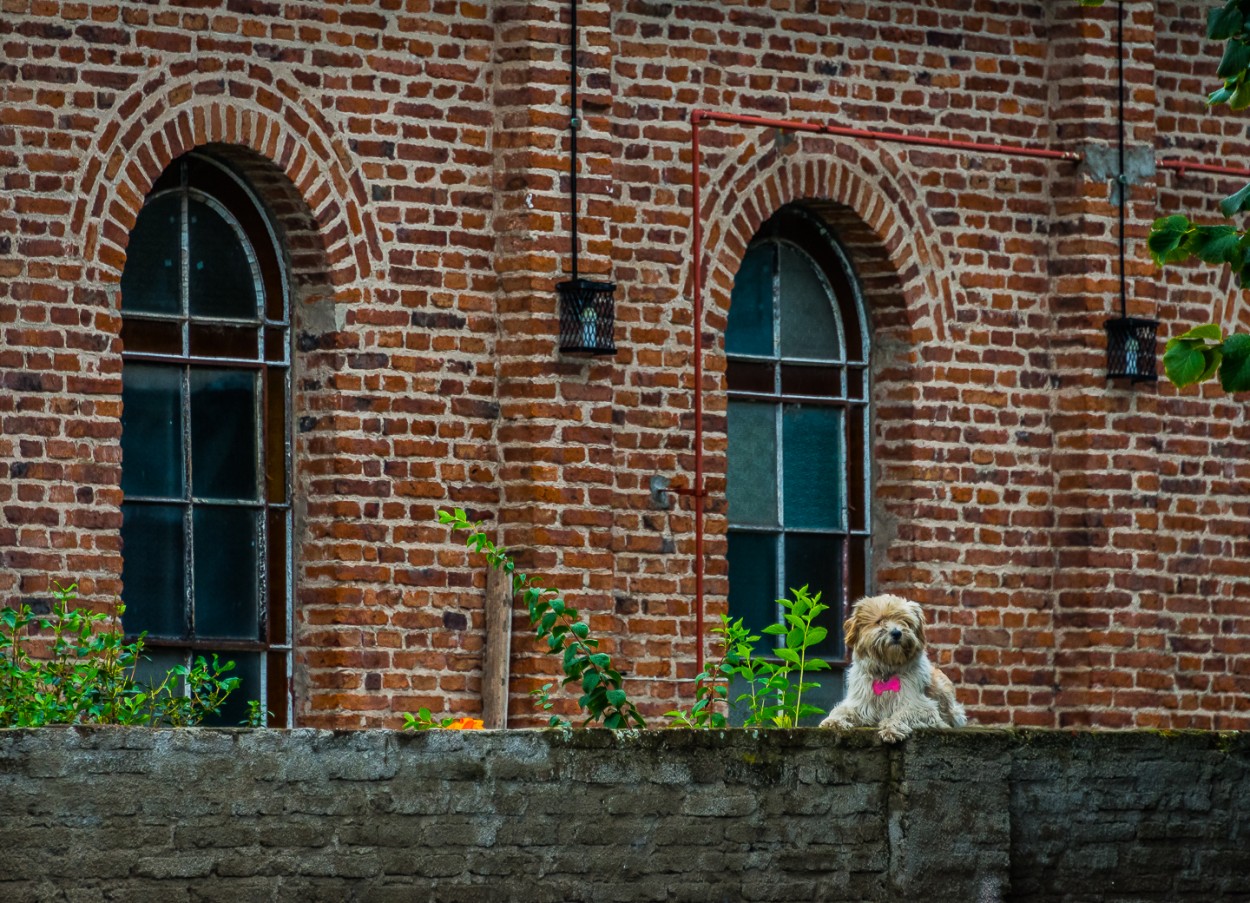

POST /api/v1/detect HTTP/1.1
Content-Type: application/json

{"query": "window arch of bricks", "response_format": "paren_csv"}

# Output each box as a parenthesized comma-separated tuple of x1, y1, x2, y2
(724, 203, 871, 703)
(118, 150, 293, 727)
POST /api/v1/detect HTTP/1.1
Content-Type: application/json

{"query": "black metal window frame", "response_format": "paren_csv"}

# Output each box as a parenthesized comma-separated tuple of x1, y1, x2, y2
(119, 151, 293, 727)
(725, 205, 871, 666)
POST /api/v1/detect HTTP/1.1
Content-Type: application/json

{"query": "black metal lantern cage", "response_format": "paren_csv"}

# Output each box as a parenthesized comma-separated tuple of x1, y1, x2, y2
(1104, 316, 1159, 383)
(558, 278, 617, 355)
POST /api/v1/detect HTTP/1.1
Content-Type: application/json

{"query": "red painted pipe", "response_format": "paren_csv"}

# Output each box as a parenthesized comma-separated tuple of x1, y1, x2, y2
(694, 109, 1085, 162)
(684, 108, 1082, 686)
(1157, 158, 1250, 179)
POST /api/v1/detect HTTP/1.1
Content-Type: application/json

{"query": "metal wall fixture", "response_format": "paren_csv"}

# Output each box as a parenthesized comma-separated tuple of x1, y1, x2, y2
(556, 0, 616, 356)
(1105, 0, 1159, 383)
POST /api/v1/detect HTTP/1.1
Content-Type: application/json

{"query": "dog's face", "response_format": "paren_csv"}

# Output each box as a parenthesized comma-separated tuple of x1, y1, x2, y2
(843, 594, 927, 669)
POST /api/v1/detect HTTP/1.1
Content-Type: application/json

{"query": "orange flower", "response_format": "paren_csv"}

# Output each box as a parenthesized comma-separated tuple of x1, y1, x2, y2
(445, 717, 484, 730)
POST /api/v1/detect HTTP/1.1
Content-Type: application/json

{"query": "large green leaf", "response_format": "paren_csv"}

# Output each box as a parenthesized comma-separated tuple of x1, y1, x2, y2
(1148, 216, 1193, 265)
(1218, 39, 1250, 78)
(1185, 225, 1244, 266)
(1218, 333, 1250, 391)
(1210, 2, 1245, 41)
(1163, 341, 1210, 388)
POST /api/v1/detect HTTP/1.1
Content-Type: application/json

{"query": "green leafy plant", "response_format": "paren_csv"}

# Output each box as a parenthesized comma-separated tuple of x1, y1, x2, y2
(0, 582, 243, 727)
(402, 709, 483, 730)
(1079, 0, 1250, 391)
(243, 700, 272, 728)
(431, 508, 645, 730)
(1160, 323, 1250, 392)
(666, 586, 832, 729)
(664, 616, 750, 729)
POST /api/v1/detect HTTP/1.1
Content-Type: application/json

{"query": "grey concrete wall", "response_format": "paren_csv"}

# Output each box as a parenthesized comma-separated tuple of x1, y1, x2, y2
(0, 728, 1246, 902)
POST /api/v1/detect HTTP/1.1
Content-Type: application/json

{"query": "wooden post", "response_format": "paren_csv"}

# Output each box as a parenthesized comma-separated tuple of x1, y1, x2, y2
(482, 566, 513, 729)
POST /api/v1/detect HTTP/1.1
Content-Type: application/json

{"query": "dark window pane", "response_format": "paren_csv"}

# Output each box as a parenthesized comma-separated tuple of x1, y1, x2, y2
(782, 404, 844, 530)
(187, 198, 259, 319)
(121, 503, 187, 638)
(265, 368, 288, 504)
(726, 243, 774, 357)
(264, 327, 287, 364)
(120, 194, 181, 315)
(121, 364, 184, 499)
(190, 368, 259, 500)
(193, 506, 260, 640)
(784, 532, 843, 658)
(199, 652, 261, 727)
(189, 322, 260, 359)
(848, 405, 867, 532)
(727, 400, 777, 527)
(780, 364, 841, 398)
(121, 318, 182, 356)
(727, 359, 774, 395)
(727, 530, 779, 639)
(266, 509, 288, 645)
(266, 649, 288, 727)
(778, 243, 842, 360)
(846, 367, 865, 401)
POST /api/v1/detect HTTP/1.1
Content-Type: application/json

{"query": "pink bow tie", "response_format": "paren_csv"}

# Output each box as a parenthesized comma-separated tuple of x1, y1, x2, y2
(872, 675, 901, 695)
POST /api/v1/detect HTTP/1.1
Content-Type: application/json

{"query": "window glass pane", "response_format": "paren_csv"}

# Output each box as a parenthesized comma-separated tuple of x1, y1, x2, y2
(199, 652, 262, 727)
(190, 368, 259, 500)
(120, 194, 181, 315)
(121, 503, 187, 637)
(121, 364, 184, 499)
(187, 198, 259, 320)
(727, 400, 777, 527)
(727, 530, 778, 639)
(121, 318, 182, 356)
(778, 243, 843, 361)
(784, 533, 843, 658)
(725, 243, 774, 357)
(193, 506, 260, 640)
(782, 404, 844, 530)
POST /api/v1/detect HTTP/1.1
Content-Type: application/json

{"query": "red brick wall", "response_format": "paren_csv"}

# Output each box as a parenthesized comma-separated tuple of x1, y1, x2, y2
(1, 0, 1247, 730)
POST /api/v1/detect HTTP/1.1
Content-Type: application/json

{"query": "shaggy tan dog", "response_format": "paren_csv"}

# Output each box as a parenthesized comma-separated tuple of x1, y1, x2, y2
(819, 593, 966, 743)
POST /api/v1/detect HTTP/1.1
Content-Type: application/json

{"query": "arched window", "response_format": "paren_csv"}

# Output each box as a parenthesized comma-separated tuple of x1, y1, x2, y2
(725, 205, 869, 701)
(119, 152, 292, 726)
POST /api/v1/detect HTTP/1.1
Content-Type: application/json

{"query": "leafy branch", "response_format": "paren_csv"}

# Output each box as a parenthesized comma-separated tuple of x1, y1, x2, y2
(435, 508, 645, 730)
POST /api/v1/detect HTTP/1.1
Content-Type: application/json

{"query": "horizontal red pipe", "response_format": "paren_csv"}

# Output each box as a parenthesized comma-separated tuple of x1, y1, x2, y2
(1157, 158, 1250, 179)
(692, 109, 1084, 163)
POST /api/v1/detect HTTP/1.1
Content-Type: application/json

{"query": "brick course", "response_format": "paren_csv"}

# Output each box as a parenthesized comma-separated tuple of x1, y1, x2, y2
(1, 0, 1248, 728)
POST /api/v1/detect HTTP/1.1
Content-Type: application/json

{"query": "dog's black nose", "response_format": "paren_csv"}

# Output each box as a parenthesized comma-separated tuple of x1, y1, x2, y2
(890, 628, 903, 642)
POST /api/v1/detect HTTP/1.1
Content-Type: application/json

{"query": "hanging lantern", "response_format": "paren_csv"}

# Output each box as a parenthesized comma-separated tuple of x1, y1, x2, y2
(557, 0, 616, 358)
(558, 278, 616, 355)
(1104, 316, 1159, 383)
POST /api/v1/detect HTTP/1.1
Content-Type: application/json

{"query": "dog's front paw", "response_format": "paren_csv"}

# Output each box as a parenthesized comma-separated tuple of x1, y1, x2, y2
(819, 709, 855, 730)
(877, 722, 911, 744)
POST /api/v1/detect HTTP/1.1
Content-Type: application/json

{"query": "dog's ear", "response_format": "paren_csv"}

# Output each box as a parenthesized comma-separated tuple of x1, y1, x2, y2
(843, 612, 860, 652)
(907, 600, 926, 646)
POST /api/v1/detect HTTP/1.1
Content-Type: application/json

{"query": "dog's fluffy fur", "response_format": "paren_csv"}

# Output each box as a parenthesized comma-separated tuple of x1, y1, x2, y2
(819, 593, 966, 742)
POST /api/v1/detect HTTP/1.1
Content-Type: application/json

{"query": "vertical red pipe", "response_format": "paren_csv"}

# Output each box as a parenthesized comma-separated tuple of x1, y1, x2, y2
(691, 111, 705, 675)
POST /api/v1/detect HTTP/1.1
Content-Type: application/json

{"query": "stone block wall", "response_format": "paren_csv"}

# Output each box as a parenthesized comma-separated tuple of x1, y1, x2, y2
(0, 727, 1247, 901)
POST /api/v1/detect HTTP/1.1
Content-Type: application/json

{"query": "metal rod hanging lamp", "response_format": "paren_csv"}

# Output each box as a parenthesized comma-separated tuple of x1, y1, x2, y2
(1104, 0, 1158, 383)
(556, 0, 616, 355)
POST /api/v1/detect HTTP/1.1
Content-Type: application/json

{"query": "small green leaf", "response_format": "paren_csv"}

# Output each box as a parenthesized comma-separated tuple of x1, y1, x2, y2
(606, 689, 627, 707)
(760, 623, 786, 636)
(1176, 323, 1225, 343)
(1232, 77, 1250, 110)
(1220, 180, 1250, 217)
(589, 653, 611, 668)
(571, 622, 589, 639)
(774, 647, 801, 665)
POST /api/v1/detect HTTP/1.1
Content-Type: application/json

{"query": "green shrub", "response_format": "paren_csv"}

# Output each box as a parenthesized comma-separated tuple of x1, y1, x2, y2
(0, 582, 241, 727)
